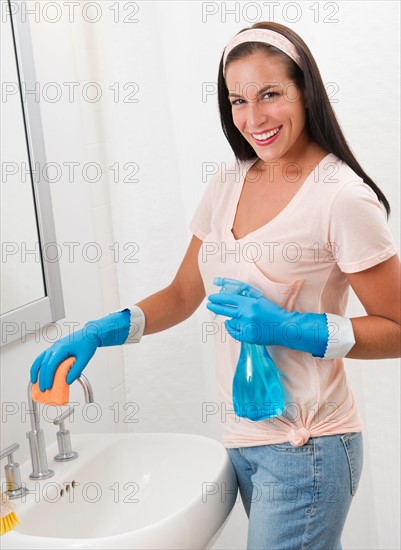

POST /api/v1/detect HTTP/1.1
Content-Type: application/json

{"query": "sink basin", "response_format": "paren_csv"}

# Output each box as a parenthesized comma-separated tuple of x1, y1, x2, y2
(2, 433, 238, 549)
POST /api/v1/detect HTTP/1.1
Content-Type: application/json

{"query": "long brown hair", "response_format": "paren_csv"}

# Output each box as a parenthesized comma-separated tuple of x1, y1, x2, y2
(217, 22, 391, 218)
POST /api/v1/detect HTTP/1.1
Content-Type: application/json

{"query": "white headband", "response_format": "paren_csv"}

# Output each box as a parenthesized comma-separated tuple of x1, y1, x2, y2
(223, 28, 302, 76)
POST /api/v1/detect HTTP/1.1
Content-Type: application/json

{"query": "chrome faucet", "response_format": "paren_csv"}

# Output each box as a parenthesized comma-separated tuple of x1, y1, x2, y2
(26, 374, 94, 479)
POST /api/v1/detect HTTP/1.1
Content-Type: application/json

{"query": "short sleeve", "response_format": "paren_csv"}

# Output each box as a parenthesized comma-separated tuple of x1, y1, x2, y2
(189, 169, 219, 240)
(327, 181, 398, 273)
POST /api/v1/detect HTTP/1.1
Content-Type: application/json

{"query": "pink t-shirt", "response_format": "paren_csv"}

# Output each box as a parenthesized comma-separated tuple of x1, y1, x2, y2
(190, 152, 398, 448)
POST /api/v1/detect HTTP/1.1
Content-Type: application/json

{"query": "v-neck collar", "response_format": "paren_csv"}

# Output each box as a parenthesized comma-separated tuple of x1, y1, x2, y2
(227, 153, 336, 242)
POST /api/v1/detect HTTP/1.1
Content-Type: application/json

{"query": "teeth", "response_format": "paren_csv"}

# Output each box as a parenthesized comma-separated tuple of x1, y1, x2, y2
(253, 127, 280, 140)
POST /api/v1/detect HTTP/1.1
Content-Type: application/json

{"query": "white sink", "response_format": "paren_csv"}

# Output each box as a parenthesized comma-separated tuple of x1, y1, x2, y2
(2, 433, 238, 549)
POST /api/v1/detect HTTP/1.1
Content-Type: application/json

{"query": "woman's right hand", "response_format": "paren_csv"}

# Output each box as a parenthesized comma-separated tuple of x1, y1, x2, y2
(30, 328, 100, 391)
(30, 309, 132, 391)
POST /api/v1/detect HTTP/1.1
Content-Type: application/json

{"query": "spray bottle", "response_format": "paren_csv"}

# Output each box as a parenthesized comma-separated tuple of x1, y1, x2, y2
(213, 277, 284, 421)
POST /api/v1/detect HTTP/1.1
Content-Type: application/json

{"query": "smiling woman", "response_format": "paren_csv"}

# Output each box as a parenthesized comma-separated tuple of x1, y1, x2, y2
(191, 21, 400, 549)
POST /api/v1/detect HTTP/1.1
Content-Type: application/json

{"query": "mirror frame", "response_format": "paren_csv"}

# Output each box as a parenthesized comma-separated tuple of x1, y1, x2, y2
(1, 0, 65, 346)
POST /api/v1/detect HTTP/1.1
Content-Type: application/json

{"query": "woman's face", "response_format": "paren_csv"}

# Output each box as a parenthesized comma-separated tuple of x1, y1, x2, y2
(225, 50, 310, 165)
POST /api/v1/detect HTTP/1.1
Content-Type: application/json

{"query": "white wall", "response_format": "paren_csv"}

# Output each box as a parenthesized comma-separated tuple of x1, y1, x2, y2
(0, 2, 129, 463)
(1, 1, 399, 549)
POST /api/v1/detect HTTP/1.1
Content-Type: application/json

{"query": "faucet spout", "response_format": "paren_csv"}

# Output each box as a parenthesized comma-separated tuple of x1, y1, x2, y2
(77, 374, 94, 403)
(26, 374, 94, 479)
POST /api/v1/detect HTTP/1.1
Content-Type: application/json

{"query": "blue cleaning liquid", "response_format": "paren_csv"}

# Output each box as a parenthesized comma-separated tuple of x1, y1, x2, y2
(213, 277, 284, 421)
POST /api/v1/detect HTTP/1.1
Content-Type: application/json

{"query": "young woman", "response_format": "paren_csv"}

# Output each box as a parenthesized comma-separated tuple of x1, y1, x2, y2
(31, 22, 400, 549)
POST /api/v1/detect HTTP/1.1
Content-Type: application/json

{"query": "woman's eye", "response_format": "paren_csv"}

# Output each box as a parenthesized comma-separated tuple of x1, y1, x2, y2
(263, 92, 277, 99)
(230, 92, 278, 106)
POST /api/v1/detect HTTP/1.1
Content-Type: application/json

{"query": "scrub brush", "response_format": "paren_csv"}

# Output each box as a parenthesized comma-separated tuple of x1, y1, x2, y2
(0, 491, 20, 535)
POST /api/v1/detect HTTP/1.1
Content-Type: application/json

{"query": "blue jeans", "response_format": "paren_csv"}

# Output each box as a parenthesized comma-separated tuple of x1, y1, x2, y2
(227, 432, 363, 550)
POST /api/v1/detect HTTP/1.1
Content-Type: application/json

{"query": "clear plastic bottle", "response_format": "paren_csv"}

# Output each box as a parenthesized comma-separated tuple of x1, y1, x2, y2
(213, 277, 284, 421)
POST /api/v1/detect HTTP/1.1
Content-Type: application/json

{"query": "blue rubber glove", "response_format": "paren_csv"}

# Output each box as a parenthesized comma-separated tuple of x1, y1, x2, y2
(206, 293, 329, 358)
(30, 309, 131, 391)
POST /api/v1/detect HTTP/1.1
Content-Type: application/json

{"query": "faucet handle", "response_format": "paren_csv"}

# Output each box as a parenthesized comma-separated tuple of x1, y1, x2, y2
(53, 407, 78, 462)
(53, 406, 75, 426)
(0, 443, 29, 499)
(0, 443, 20, 461)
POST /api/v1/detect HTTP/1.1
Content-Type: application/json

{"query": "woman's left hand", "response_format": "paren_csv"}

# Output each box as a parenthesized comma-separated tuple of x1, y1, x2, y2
(206, 292, 329, 357)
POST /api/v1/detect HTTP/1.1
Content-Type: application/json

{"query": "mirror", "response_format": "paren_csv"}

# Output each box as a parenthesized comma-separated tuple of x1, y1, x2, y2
(0, 0, 64, 346)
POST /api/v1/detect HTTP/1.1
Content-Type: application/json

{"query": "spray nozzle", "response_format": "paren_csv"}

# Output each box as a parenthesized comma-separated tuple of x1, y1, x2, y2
(213, 277, 263, 298)
(212, 277, 263, 320)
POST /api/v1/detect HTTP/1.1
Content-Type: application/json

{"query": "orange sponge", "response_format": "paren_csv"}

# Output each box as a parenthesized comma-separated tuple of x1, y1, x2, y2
(31, 357, 76, 406)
